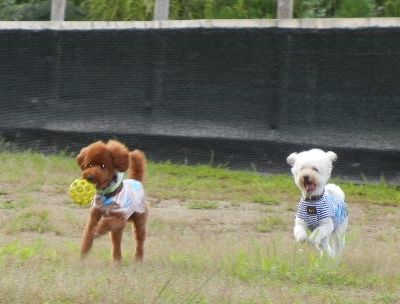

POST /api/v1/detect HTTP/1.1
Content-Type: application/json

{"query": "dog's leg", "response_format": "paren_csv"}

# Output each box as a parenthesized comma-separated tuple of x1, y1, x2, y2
(331, 234, 340, 258)
(131, 207, 148, 262)
(111, 229, 124, 262)
(308, 218, 334, 257)
(94, 214, 126, 237)
(81, 207, 102, 257)
(309, 218, 334, 244)
(318, 237, 332, 257)
(93, 214, 126, 262)
(332, 218, 348, 259)
(331, 231, 341, 258)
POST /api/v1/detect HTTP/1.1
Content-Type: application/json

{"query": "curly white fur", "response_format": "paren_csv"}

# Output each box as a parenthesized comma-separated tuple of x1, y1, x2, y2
(287, 148, 348, 259)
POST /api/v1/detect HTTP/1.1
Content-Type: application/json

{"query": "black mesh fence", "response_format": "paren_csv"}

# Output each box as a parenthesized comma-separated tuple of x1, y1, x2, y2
(0, 26, 399, 182)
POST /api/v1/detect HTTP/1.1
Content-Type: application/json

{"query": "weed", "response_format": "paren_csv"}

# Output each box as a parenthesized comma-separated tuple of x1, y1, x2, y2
(168, 250, 212, 275)
(187, 201, 219, 210)
(256, 216, 288, 233)
(0, 195, 34, 210)
(20, 195, 37, 207)
(0, 240, 43, 264)
(223, 244, 385, 289)
(0, 200, 14, 209)
(6, 209, 56, 234)
(374, 293, 400, 304)
(149, 218, 169, 232)
(253, 194, 280, 205)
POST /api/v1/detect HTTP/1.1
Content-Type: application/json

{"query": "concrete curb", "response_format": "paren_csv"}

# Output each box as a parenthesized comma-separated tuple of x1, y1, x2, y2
(0, 18, 400, 30)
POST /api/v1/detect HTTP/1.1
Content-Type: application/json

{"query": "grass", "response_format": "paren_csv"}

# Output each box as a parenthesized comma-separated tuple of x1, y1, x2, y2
(148, 162, 296, 204)
(0, 149, 399, 303)
(341, 181, 400, 206)
(0, 234, 398, 303)
(147, 161, 400, 206)
(0, 149, 398, 206)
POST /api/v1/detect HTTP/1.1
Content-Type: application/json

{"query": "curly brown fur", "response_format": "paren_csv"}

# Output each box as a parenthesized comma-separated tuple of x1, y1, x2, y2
(77, 140, 149, 263)
(128, 150, 147, 182)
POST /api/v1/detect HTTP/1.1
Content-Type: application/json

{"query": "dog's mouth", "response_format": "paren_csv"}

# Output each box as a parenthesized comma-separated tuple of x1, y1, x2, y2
(305, 183, 316, 193)
(82, 171, 112, 190)
(97, 174, 119, 190)
(84, 178, 108, 190)
(303, 176, 317, 193)
(97, 179, 111, 190)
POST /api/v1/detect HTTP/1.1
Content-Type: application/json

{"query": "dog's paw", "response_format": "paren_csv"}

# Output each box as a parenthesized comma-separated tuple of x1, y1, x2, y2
(295, 232, 308, 243)
(307, 235, 323, 248)
(307, 237, 318, 247)
(309, 229, 326, 247)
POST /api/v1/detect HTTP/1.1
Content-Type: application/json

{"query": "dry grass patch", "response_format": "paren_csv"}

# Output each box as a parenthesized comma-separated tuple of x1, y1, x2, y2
(5, 208, 57, 235)
(0, 149, 399, 303)
(187, 201, 219, 210)
(255, 215, 288, 233)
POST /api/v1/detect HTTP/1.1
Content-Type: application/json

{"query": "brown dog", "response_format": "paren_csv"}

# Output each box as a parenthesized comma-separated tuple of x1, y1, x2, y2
(76, 140, 148, 262)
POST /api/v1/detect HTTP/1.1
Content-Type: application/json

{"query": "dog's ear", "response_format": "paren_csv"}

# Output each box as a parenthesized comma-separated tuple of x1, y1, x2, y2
(107, 140, 129, 172)
(287, 152, 297, 166)
(326, 151, 337, 162)
(76, 147, 87, 169)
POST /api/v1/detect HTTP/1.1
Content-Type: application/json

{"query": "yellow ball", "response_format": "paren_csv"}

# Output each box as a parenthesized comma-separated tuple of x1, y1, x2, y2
(69, 178, 96, 206)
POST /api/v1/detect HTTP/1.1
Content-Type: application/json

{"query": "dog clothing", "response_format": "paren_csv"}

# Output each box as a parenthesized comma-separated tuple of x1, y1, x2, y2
(92, 179, 146, 219)
(297, 194, 348, 231)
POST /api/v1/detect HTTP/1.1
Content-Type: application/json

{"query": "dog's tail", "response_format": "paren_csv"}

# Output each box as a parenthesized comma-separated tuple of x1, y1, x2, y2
(128, 149, 147, 182)
(325, 183, 345, 201)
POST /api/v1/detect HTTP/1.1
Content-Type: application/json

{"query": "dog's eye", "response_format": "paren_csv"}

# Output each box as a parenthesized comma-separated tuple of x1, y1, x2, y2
(87, 164, 93, 168)
(312, 167, 319, 173)
(101, 164, 106, 169)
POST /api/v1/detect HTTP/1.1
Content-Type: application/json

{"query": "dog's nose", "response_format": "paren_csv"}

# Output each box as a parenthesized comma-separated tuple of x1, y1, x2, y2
(303, 175, 310, 182)
(86, 175, 95, 183)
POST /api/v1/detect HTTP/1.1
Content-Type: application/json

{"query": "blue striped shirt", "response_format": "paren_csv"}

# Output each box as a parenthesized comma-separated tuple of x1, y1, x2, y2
(297, 194, 348, 231)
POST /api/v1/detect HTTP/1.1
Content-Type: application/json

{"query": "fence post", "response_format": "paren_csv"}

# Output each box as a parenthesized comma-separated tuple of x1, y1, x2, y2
(51, 0, 67, 21)
(277, 0, 294, 19)
(154, 0, 170, 21)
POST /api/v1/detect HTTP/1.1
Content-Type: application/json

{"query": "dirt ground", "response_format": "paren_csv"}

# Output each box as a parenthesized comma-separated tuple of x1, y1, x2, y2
(1, 182, 400, 303)
(1, 181, 400, 253)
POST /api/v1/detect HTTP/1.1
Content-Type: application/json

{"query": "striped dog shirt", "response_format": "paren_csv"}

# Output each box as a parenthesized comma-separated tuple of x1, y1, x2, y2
(297, 194, 348, 231)
(92, 179, 146, 219)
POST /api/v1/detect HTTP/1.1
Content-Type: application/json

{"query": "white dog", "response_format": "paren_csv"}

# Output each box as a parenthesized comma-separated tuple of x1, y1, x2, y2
(287, 148, 348, 258)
